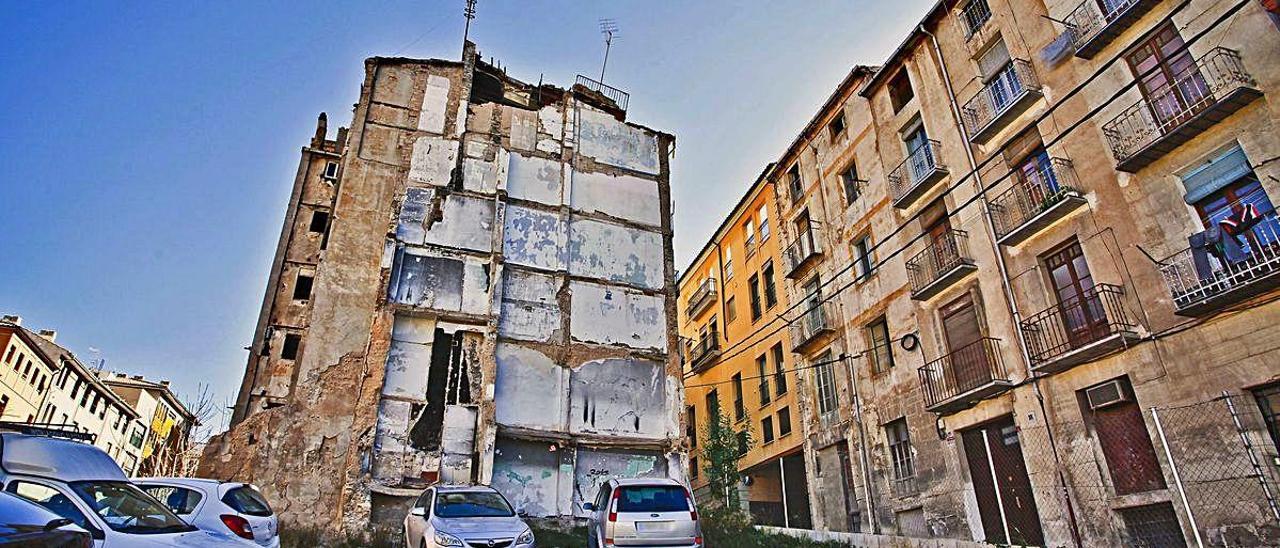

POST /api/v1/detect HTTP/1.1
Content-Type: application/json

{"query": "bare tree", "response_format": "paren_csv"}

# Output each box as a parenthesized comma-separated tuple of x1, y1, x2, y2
(141, 383, 217, 478)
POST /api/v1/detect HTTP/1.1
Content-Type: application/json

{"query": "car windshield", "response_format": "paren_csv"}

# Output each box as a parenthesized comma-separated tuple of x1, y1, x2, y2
(68, 481, 193, 534)
(434, 491, 514, 518)
(616, 486, 689, 513)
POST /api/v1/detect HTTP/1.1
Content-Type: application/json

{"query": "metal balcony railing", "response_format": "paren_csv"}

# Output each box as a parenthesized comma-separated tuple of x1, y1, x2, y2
(784, 228, 823, 278)
(918, 337, 1009, 411)
(790, 301, 836, 353)
(1021, 284, 1137, 370)
(990, 158, 1085, 244)
(1159, 212, 1280, 315)
(959, 0, 993, 40)
(685, 278, 717, 319)
(906, 229, 976, 298)
(1063, 0, 1157, 58)
(962, 60, 1040, 141)
(687, 336, 721, 371)
(575, 74, 630, 111)
(889, 140, 947, 207)
(1103, 48, 1260, 171)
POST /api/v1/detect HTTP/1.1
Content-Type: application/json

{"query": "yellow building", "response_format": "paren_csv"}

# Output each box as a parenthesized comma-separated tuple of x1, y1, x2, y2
(677, 170, 811, 528)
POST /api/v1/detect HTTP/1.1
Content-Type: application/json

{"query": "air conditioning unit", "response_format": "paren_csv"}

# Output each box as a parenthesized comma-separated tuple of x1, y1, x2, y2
(1085, 380, 1129, 410)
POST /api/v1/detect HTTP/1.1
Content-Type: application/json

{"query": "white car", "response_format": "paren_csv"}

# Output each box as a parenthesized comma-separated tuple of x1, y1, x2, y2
(403, 484, 535, 548)
(0, 430, 244, 547)
(135, 478, 279, 547)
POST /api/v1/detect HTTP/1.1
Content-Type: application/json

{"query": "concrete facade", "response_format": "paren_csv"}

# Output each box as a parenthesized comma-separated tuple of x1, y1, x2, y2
(202, 43, 684, 534)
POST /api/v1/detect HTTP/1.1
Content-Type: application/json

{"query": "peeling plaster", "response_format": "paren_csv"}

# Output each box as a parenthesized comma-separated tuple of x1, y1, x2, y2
(571, 447, 666, 517)
(576, 107, 659, 175)
(569, 358, 665, 438)
(418, 75, 450, 134)
(422, 194, 494, 253)
(507, 153, 564, 206)
(568, 281, 666, 350)
(494, 343, 568, 431)
(568, 218, 665, 290)
(408, 136, 458, 186)
(570, 169, 662, 227)
(502, 205, 567, 271)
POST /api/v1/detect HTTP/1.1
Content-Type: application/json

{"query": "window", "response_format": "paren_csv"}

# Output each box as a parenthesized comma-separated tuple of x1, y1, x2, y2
(79, 387, 90, 407)
(758, 205, 771, 241)
(4, 345, 13, 364)
(723, 247, 734, 281)
(731, 374, 746, 421)
(787, 165, 803, 203)
(828, 114, 846, 140)
(89, 393, 99, 414)
(323, 161, 339, 179)
(12, 352, 23, 369)
(889, 70, 915, 113)
(725, 296, 737, 323)
(778, 407, 792, 436)
(762, 262, 777, 309)
(1253, 383, 1280, 456)
(222, 485, 274, 517)
(960, 0, 992, 37)
(309, 210, 330, 233)
(705, 389, 720, 423)
(21, 362, 30, 380)
(131, 428, 145, 448)
(0, 395, 8, 416)
(756, 354, 771, 406)
(854, 235, 875, 280)
(886, 418, 914, 481)
(1125, 23, 1198, 128)
(744, 219, 757, 252)
(762, 416, 775, 444)
(7, 481, 94, 532)
(842, 162, 862, 205)
(771, 344, 788, 396)
(814, 352, 838, 417)
(868, 317, 894, 374)
(293, 272, 315, 301)
(281, 333, 302, 360)
(736, 430, 749, 456)
(686, 405, 697, 448)
(35, 375, 45, 394)
(748, 274, 763, 321)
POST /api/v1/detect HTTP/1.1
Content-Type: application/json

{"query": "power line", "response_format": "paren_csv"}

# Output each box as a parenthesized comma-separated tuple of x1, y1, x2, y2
(682, 332, 918, 390)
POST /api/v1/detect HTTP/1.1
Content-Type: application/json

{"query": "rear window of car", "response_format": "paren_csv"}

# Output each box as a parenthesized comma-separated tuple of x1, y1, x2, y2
(616, 486, 689, 513)
(222, 486, 272, 517)
(141, 485, 203, 515)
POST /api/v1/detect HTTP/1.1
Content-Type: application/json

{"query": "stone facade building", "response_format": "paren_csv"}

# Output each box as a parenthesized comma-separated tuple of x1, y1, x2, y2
(202, 42, 684, 533)
(693, 0, 1280, 545)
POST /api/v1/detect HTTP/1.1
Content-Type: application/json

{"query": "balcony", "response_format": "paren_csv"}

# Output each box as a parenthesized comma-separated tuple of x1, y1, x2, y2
(906, 229, 978, 301)
(1103, 48, 1262, 173)
(1064, 0, 1160, 59)
(889, 140, 949, 209)
(1158, 213, 1280, 316)
(990, 158, 1087, 246)
(789, 301, 837, 355)
(685, 278, 717, 319)
(962, 60, 1042, 143)
(1021, 284, 1141, 374)
(687, 336, 721, 373)
(919, 337, 1012, 414)
(784, 228, 823, 279)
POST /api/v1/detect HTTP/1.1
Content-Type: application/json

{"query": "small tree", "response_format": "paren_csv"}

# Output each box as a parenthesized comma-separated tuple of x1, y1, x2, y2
(700, 400, 753, 511)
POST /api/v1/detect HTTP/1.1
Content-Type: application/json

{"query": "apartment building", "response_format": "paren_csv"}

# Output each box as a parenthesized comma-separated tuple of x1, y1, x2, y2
(0, 318, 59, 424)
(99, 372, 198, 477)
(677, 169, 811, 528)
(202, 42, 683, 533)
(703, 0, 1280, 544)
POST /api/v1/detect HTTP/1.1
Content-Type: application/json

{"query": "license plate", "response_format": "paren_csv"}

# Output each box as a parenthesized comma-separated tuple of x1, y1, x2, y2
(636, 521, 673, 533)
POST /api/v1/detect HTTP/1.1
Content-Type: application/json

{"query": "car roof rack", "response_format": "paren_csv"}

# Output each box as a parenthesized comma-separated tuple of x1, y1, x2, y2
(0, 422, 97, 444)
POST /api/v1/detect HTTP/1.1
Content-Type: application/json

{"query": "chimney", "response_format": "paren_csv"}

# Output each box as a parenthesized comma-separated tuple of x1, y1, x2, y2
(37, 329, 57, 343)
(131, 375, 144, 380)
(160, 380, 171, 387)
(312, 112, 328, 148)
(1, 315, 20, 326)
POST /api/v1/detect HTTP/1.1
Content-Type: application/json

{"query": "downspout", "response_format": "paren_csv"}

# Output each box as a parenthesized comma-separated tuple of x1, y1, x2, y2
(919, 25, 1082, 547)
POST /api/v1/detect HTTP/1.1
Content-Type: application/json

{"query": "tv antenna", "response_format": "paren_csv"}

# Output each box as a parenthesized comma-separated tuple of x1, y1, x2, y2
(463, 0, 478, 43)
(598, 18, 619, 84)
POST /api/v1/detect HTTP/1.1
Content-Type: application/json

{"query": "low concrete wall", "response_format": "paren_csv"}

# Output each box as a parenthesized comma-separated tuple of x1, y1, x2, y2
(756, 526, 1008, 547)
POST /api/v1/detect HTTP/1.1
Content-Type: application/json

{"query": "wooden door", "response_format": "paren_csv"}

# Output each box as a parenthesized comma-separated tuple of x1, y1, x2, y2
(1044, 241, 1108, 348)
(941, 294, 989, 392)
(1126, 24, 1206, 128)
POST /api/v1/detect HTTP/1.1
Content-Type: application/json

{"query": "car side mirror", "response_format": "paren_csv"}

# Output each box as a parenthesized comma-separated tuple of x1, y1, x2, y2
(582, 503, 595, 512)
(410, 507, 426, 517)
(43, 518, 73, 532)
(517, 508, 528, 518)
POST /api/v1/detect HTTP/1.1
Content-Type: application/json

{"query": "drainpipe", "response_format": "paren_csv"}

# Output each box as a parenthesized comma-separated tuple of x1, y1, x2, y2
(919, 25, 1083, 548)
(842, 353, 879, 534)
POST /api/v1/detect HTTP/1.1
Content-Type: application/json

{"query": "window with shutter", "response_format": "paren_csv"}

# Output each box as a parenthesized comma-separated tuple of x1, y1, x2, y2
(978, 39, 1012, 82)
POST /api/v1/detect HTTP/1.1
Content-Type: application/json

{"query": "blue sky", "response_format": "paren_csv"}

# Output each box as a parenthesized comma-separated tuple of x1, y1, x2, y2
(0, 0, 932, 430)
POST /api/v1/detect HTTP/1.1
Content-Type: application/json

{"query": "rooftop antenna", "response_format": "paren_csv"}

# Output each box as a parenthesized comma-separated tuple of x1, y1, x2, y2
(598, 18, 619, 84)
(463, 0, 478, 44)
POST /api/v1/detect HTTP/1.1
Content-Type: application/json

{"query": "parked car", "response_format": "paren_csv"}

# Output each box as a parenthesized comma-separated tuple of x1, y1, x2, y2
(402, 484, 534, 548)
(0, 430, 245, 547)
(0, 490, 92, 547)
(583, 478, 701, 548)
(135, 478, 278, 547)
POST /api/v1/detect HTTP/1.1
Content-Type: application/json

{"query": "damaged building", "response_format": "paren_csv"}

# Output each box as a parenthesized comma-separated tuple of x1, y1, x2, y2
(202, 42, 684, 532)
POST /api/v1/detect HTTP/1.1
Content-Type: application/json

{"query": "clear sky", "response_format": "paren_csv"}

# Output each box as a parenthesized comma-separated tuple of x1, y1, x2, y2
(0, 0, 933, 431)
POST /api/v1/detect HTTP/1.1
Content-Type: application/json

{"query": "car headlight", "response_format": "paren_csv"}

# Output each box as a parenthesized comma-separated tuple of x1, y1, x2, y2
(434, 531, 464, 547)
(517, 528, 534, 544)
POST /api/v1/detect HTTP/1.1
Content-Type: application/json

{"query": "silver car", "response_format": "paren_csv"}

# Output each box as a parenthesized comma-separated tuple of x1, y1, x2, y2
(584, 478, 702, 548)
(402, 484, 535, 548)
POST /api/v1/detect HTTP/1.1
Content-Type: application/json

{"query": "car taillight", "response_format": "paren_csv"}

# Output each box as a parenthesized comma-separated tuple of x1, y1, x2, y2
(695, 535, 704, 546)
(220, 514, 255, 540)
(684, 487, 697, 520)
(607, 488, 620, 522)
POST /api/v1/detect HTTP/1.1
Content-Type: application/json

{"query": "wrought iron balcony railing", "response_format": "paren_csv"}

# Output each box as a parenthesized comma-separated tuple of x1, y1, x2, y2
(1102, 48, 1261, 172)
(685, 278, 717, 319)
(1158, 213, 1280, 316)
(990, 158, 1086, 245)
(962, 60, 1041, 143)
(687, 335, 721, 372)
(1021, 283, 1140, 373)
(575, 74, 630, 111)
(918, 337, 1011, 413)
(906, 229, 977, 300)
(784, 228, 823, 279)
(1063, 0, 1159, 59)
(889, 140, 948, 208)
(789, 300, 836, 354)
